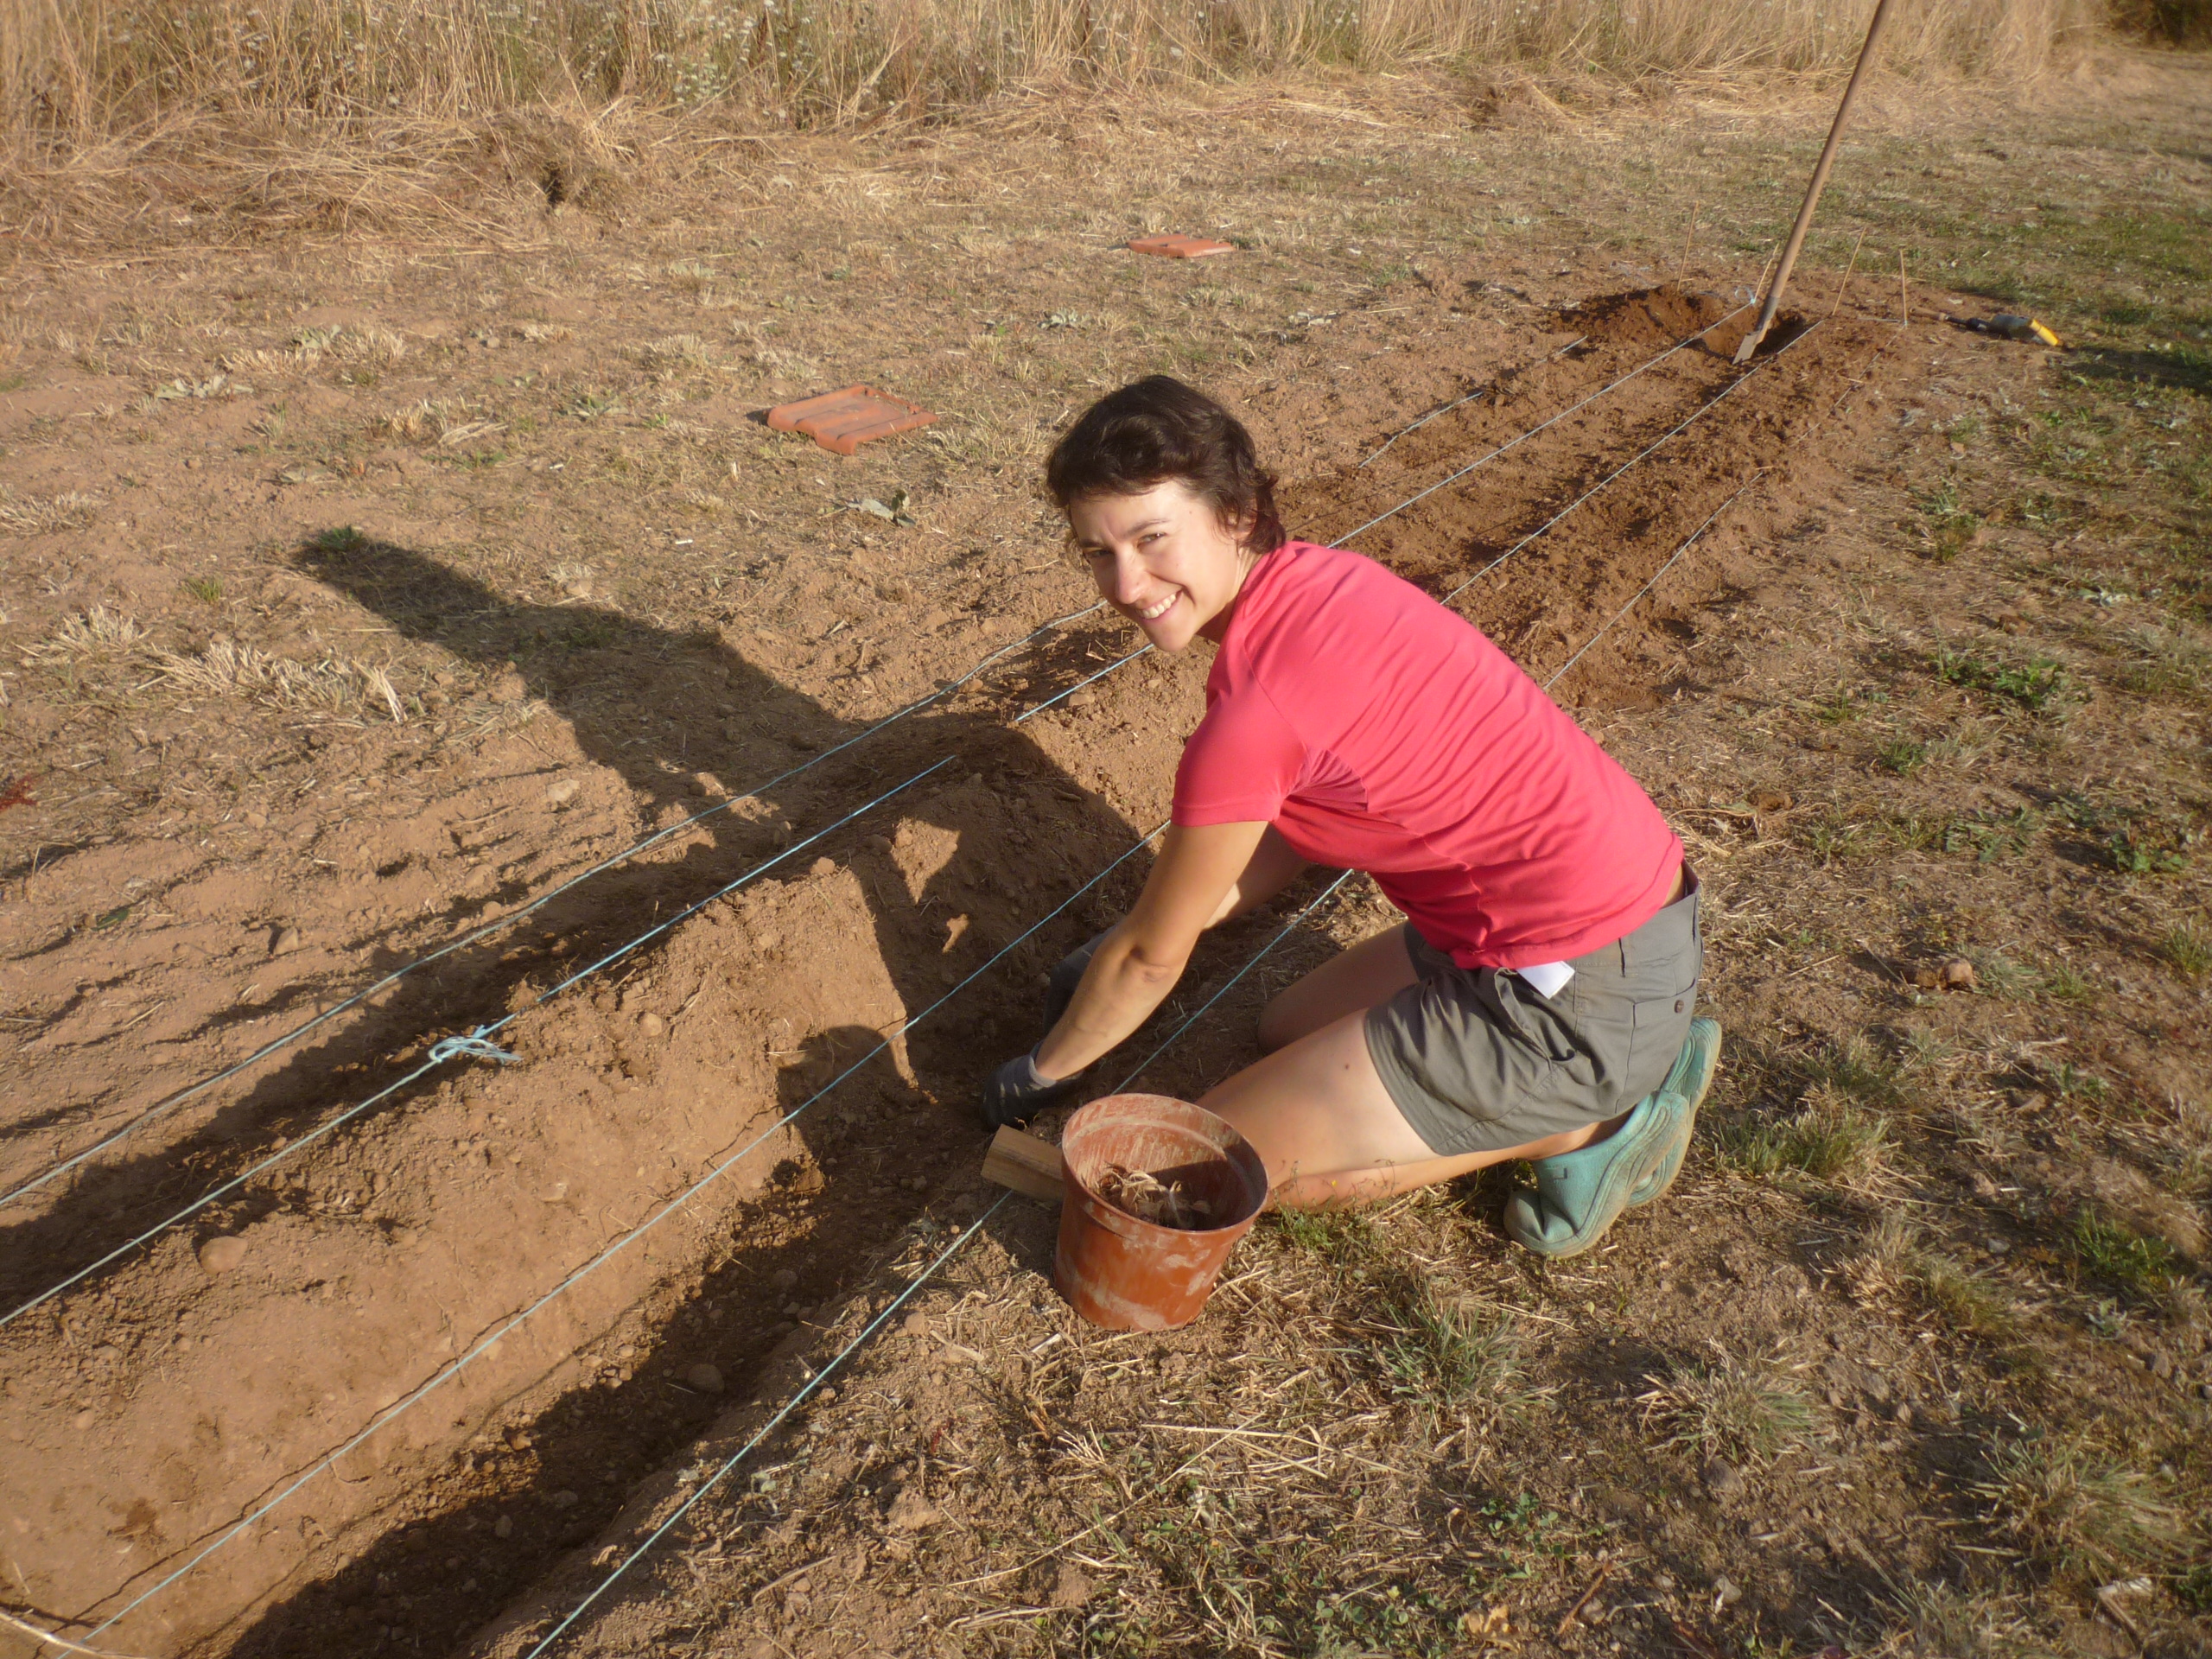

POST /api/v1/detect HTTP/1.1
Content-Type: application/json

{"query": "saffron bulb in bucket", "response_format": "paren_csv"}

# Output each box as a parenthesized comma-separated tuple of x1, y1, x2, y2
(1052, 1094, 1268, 1332)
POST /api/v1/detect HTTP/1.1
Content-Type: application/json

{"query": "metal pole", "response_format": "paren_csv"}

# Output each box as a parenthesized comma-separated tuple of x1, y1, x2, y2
(1733, 0, 1897, 364)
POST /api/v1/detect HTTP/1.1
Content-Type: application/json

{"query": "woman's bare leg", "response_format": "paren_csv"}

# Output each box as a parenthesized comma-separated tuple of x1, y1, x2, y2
(1200, 1010, 1617, 1209)
(1255, 924, 1420, 1052)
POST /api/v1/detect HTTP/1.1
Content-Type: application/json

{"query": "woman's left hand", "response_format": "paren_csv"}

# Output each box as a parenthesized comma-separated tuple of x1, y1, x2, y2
(979, 1050, 1080, 1129)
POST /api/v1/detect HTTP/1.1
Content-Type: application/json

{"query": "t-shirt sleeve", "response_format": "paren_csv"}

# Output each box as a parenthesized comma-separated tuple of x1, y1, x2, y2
(1172, 684, 1306, 827)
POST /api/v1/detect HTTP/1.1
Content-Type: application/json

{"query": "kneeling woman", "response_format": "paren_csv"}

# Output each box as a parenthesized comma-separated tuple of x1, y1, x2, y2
(982, 377, 1718, 1255)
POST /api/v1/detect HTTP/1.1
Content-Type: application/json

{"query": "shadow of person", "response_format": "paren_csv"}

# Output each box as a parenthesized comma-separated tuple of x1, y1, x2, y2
(283, 528, 1147, 1135)
(0, 532, 1143, 1320)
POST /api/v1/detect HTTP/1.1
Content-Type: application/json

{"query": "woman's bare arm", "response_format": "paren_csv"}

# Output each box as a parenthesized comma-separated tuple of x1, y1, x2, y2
(1033, 819, 1270, 1080)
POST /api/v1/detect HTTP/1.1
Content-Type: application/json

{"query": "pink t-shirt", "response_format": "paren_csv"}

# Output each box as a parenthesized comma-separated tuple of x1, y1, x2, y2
(1173, 540, 1682, 969)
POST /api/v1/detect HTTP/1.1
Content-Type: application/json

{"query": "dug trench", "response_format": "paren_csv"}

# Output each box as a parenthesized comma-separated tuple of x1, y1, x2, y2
(0, 281, 1954, 1659)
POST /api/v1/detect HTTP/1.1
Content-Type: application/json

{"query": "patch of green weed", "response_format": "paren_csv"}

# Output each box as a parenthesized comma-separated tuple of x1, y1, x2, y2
(2158, 924, 2211, 982)
(1933, 648, 2069, 713)
(1878, 738, 1929, 776)
(1916, 477, 1983, 561)
(1719, 1089, 1890, 1186)
(558, 619, 620, 651)
(1271, 1206, 1375, 1262)
(2069, 1209, 2178, 1300)
(2103, 828, 2187, 875)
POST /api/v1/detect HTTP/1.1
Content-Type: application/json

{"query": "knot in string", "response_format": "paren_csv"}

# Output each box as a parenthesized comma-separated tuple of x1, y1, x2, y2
(429, 1027, 521, 1065)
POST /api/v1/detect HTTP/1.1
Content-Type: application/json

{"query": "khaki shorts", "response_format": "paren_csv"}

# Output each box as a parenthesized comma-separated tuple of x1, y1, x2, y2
(1363, 874, 1703, 1157)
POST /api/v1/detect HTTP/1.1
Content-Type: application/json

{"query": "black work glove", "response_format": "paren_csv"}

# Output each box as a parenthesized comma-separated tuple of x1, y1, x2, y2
(979, 1049, 1081, 1131)
(1044, 929, 1112, 1033)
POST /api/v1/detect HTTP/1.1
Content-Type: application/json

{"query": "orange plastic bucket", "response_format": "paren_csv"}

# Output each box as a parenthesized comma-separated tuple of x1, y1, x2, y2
(1053, 1094, 1269, 1331)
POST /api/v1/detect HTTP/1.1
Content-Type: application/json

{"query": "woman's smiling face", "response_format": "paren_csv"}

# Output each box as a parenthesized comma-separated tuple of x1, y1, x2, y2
(1067, 480, 1255, 653)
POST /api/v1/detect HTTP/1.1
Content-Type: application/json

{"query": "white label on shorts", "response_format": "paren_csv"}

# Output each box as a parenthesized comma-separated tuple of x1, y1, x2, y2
(1518, 960, 1574, 999)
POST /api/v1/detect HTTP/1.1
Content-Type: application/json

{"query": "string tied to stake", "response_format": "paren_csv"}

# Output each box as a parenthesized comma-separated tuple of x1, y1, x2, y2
(428, 1027, 521, 1065)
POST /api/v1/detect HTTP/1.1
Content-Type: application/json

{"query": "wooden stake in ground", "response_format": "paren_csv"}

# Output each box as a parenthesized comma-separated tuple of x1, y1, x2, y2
(1733, 0, 1897, 363)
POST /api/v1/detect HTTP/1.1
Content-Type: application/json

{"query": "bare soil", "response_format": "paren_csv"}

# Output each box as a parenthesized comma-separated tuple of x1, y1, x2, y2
(3, 50, 2207, 1659)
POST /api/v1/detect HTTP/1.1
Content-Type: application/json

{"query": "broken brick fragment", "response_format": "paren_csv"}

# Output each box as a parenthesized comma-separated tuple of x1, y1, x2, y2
(1128, 233, 1236, 259)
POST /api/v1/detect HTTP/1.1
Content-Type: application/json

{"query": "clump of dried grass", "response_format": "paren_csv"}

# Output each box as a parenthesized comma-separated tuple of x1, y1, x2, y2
(1375, 1286, 1526, 1417)
(21, 603, 143, 660)
(1637, 1341, 1817, 1465)
(223, 322, 406, 378)
(151, 636, 408, 721)
(638, 332, 715, 376)
(1876, 1580, 2063, 1658)
(1840, 1215, 2019, 1343)
(1969, 1432, 2186, 1577)
(20, 613, 408, 721)
(375, 396, 500, 446)
(0, 487, 102, 535)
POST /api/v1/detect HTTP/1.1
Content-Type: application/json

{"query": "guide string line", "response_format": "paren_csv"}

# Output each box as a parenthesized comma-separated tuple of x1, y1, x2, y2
(81, 824, 1167, 1639)
(1440, 319, 1821, 607)
(3, 601, 1110, 1213)
(3, 759, 961, 1329)
(519, 848, 1365, 1655)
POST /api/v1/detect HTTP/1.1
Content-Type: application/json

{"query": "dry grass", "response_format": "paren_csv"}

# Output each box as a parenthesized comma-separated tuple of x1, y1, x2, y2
(0, 0, 2105, 245)
(0, 487, 102, 536)
(19, 613, 408, 720)
(20, 603, 143, 659)
(375, 396, 502, 447)
(4, 0, 2097, 146)
(1970, 1433, 2188, 1578)
(221, 323, 406, 380)
(1840, 1216, 2021, 1343)
(1637, 1342, 1818, 1466)
(1877, 1580, 2065, 1658)
(152, 637, 410, 721)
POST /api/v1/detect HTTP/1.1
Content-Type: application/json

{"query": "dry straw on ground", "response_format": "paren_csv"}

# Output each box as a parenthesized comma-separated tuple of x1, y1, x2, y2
(0, 0, 2102, 241)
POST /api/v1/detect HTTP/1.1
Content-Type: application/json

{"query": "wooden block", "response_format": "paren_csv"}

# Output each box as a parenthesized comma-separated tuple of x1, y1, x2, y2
(982, 1126, 1065, 1204)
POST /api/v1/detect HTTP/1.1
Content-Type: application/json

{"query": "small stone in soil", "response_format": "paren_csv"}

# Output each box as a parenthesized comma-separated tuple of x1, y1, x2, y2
(685, 1363, 724, 1394)
(1701, 1457, 1743, 1498)
(198, 1236, 247, 1274)
(809, 855, 836, 876)
(493, 1515, 514, 1539)
(638, 1013, 665, 1037)
(772, 1268, 799, 1291)
(269, 925, 302, 957)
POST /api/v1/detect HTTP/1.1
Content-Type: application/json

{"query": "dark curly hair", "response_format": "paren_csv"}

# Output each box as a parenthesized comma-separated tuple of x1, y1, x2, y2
(1044, 376, 1286, 556)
